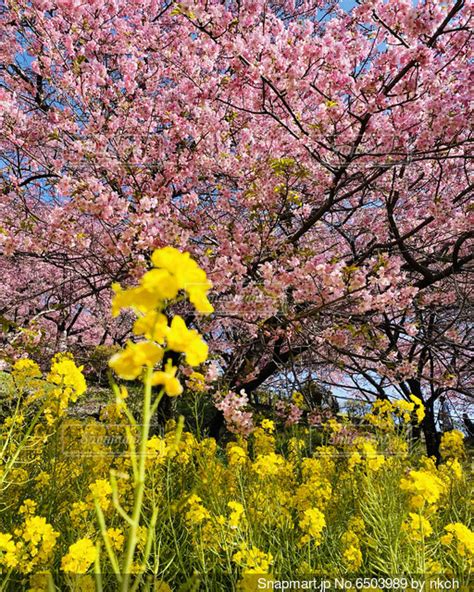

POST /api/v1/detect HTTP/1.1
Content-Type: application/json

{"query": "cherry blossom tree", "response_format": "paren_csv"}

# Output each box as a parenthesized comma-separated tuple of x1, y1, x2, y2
(1, 0, 472, 453)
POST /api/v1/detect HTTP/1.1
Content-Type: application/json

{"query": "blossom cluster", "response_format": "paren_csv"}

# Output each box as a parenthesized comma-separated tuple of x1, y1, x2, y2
(109, 247, 213, 394)
(215, 390, 254, 436)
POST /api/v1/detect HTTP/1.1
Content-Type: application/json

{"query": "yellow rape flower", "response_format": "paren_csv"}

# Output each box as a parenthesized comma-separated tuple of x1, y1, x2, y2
(409, 395, 425, 423)
(133, 310, 168, 342)
(47, 353, 86, 397)
(154, 582, 172, 592)
(151, 360, 183, 396)
(393, 399, 415, 423)
(299, 507, 326, 546)
(112, 247, 213, 316)
(185, 494, 211, 525)
(402, 513, 433, 542)
(325, 418, 343, 434)
(228, 501, 245, 529)
(141, 268, 180, 301)
(109, 341, 163, 380)
(187, 371, 206, 392)
(43, 353, 87, 423)
(111, 283, 162, 317)
(348, 516, 366, 535)
(288, 437, 305, 461)
(358, 440, 385, 471)
(440, 458, 463, 481)
(342, 534, 363, 572)
(400, 469, 445, 509)
(16, 515, 59, 573)
(12, 359, 42, 386)
(61, 538, 97, 574)
(19, 499, 37, 517)
(232, 543, 273, 574)
(253, 427, 276, 455)
(348, 451, 362, 471)
(70, 501, 89, 528)
(88, 479, 112, 511)
(27, 572, 54, 592)
(0, 532, 19, 568)
(3, 413, 24, 428)
(166, 315, 208, 366)
(146, 435, 168, 464)
(440, 430, 465, 460)
(227, 443, 247, 466)
(13, 358, 41, 374)
(238, 574, 275, 592)
(261, 419, 275, 433)
(253, 452, 285, 478)
(106, 528, 124, 551)
(291, 391, 305, 408)
(441, 523, 474, 558)
(187, 287, 214, 315)
(151, 246, 214, 314)
(365, 399, 394, 430)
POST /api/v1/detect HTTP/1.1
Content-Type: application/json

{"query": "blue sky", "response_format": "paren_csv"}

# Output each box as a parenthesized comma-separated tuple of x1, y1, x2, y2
(340, 0, 358, 11)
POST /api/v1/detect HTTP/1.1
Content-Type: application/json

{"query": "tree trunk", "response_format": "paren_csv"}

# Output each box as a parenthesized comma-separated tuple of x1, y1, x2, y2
(208, 408, 225, 440)
(407, 377, 441, 463)
(421, 404, 441, 463)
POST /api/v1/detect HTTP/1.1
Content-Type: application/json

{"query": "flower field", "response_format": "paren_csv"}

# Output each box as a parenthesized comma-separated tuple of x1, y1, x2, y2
(1, 250, 472, 591)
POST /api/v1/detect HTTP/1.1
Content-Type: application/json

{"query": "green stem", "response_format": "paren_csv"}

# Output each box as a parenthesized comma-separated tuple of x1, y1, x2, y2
(0, 404, 45, 487)
(94, 542, 104, 592)
(0, 566, 13, 592)
(130, 506, 159, 592)
(94, 499, 122, 580)
(109, 471, 134, 526)
(120, 370, 163, 592)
